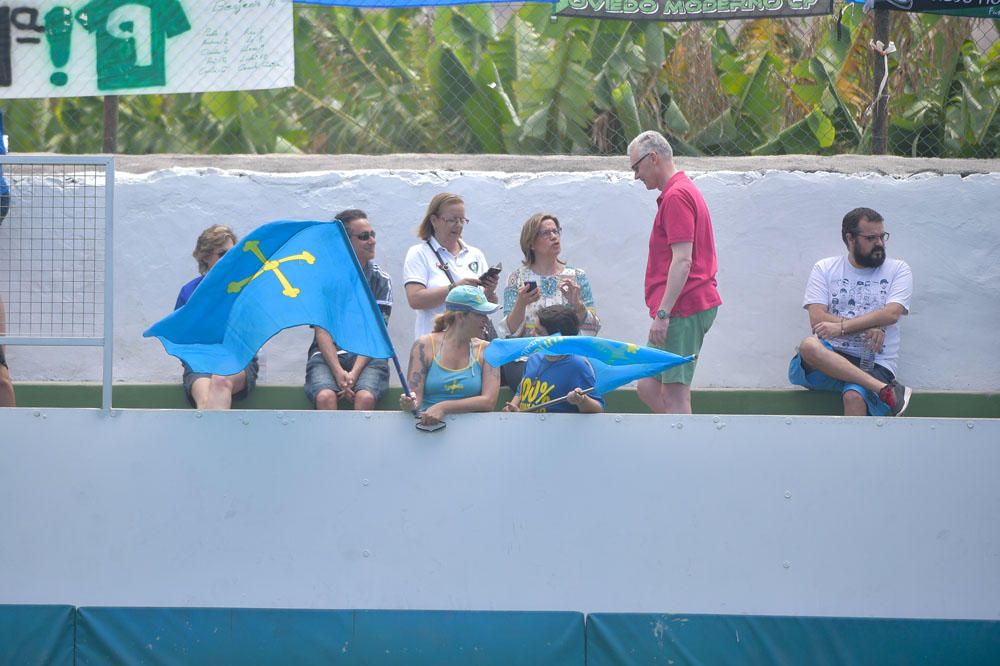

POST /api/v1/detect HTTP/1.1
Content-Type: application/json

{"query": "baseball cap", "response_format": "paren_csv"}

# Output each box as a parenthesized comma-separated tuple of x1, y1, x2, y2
(445, 285, 501, 314)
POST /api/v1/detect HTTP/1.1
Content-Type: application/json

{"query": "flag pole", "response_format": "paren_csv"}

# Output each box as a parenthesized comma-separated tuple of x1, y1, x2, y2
(521, 387, 597, 413)
(333, 219, 413, 401)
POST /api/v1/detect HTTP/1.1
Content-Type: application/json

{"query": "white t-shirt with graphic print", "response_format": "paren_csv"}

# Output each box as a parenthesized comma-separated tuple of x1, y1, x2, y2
(803, 255, 912, 375)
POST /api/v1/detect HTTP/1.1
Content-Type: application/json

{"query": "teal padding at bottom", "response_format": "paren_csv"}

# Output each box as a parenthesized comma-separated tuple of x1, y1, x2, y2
(349, 610, 584, 665)
(586, 613, 1000, 666)
(76, 607, 585, 665)
(76, 608, 353, 665)
(0, 605, 75, 666)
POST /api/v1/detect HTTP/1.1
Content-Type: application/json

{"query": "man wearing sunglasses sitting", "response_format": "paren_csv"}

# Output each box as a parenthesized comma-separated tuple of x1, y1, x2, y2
(304, 209, 392, 411)
(789, 207, 912, 416)
(174, 224, 260, 410)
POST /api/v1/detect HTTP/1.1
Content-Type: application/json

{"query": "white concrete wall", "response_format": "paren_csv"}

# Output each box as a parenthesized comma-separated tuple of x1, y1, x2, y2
(1, 409, 998, 618)
(4, 166, 999, 390)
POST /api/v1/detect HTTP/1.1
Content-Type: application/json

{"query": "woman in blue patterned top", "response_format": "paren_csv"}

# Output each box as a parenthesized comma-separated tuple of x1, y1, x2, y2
(499, 213, 601, 388)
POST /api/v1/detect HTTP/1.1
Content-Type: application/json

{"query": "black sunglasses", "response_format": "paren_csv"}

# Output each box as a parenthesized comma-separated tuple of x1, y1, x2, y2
(352, 231, 376, 241)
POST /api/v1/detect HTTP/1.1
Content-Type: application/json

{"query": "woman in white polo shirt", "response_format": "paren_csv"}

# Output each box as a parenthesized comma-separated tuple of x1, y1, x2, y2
(402, 192, 499, 339)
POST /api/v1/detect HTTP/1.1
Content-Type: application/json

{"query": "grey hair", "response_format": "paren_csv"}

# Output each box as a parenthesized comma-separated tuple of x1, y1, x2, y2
(628, 130, 673, 162)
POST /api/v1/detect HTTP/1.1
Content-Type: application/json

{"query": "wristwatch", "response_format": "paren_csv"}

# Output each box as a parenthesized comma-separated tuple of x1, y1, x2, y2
(656, 309, 671, 320)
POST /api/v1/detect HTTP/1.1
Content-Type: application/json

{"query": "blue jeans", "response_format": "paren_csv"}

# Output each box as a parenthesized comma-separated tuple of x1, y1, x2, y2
(304, 352, 389, 407)
(788, 339, 895, 416)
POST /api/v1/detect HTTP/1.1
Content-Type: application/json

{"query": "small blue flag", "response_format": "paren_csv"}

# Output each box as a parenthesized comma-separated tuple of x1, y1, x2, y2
(144, 220, 394, 375)
(485, 335, 693, 394)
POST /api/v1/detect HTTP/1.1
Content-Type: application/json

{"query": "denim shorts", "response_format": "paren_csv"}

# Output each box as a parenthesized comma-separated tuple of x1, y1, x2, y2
(304, 352, 389, 407)
(181, 358, 259, 408)
(788, 339, 895, 416)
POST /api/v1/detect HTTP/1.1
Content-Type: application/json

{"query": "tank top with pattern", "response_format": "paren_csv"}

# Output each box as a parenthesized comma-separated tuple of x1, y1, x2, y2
(421, 336, 484, 409)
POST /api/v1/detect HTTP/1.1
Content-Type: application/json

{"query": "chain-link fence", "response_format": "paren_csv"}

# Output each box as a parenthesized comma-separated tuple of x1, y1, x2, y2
(0, 155, 114, 406)
(1, 3, 997, 158)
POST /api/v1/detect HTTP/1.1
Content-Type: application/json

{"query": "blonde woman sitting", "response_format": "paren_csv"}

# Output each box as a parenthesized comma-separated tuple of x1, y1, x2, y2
(400, 286, 501, 427)
(174, 224, 259, 410)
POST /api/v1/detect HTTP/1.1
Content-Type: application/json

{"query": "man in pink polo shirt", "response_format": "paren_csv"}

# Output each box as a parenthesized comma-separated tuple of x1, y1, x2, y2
(628, 130, 721, 414)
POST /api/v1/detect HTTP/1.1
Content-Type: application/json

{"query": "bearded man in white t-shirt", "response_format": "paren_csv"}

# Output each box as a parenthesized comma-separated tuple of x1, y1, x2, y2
(788, 207, 912, 416)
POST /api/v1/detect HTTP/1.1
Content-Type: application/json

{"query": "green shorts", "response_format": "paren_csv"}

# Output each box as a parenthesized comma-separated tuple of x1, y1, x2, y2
(650, 306, 718, 385)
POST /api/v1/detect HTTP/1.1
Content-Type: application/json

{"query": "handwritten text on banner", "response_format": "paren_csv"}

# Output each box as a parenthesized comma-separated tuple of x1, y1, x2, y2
(0, 0, 294, 99)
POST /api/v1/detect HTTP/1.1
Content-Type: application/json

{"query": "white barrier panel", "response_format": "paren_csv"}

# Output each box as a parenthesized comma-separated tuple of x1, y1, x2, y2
(1, 409, 998, 619)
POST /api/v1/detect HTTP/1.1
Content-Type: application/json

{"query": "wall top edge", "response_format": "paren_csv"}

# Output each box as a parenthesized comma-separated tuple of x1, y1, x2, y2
(13, 153, 998, 177)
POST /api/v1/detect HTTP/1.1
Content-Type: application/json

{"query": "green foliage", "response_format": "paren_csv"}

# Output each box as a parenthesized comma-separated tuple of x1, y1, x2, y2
(890, 36, 999, 157)
(0, 7, 996, 157)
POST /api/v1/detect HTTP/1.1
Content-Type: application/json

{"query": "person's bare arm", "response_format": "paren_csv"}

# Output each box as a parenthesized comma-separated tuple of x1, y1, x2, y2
(659, 242, 693, 314)
(347, 356, 370, 381)
(649, 242, 693, 345)
(405, 279, 480, 310)
(314, 328, 351, 392)
(566, 388, 604, 413)
(810, 303, 906, 339)
(400, 336, 432, 412)
(505, 283, 541, 335)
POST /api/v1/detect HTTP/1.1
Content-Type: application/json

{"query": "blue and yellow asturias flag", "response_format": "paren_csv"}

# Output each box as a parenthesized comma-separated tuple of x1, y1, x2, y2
(485, 335, 693, 394)
(144, 220, 394, 376)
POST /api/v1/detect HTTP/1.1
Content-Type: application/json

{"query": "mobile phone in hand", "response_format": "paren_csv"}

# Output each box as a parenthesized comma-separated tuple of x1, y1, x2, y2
(525, 280, 537, 292)
(480, 261, 502, 281)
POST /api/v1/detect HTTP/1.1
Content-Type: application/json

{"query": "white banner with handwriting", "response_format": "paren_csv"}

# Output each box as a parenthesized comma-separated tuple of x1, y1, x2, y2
(0, 0, 294, 99)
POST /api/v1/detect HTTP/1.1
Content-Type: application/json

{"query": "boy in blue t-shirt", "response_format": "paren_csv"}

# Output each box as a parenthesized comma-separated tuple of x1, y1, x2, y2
(504, 305, 604, 414)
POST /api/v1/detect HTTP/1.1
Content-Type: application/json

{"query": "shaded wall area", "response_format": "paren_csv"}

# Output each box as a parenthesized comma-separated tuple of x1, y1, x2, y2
(3, 156, 998, 392)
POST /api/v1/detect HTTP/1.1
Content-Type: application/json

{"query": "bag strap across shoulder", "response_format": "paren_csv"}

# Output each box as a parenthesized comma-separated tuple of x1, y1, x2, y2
(426, 240, 498, 342)
(426, 240, 456, 284)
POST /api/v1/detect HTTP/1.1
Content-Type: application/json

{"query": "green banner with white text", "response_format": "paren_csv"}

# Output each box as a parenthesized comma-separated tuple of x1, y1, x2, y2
(554, 0, 834, 21)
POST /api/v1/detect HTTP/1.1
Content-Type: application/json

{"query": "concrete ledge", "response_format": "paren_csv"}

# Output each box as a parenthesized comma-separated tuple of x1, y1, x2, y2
(107, 153, 1000, 176)
(9, 384, 999, 418)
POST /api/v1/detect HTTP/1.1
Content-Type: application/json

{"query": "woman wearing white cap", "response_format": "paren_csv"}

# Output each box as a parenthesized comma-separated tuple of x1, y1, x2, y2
(400, 285, 501, 427)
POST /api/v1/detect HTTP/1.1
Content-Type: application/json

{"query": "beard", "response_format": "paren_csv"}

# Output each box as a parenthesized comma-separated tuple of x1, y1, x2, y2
(854, 244, 886, 268)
